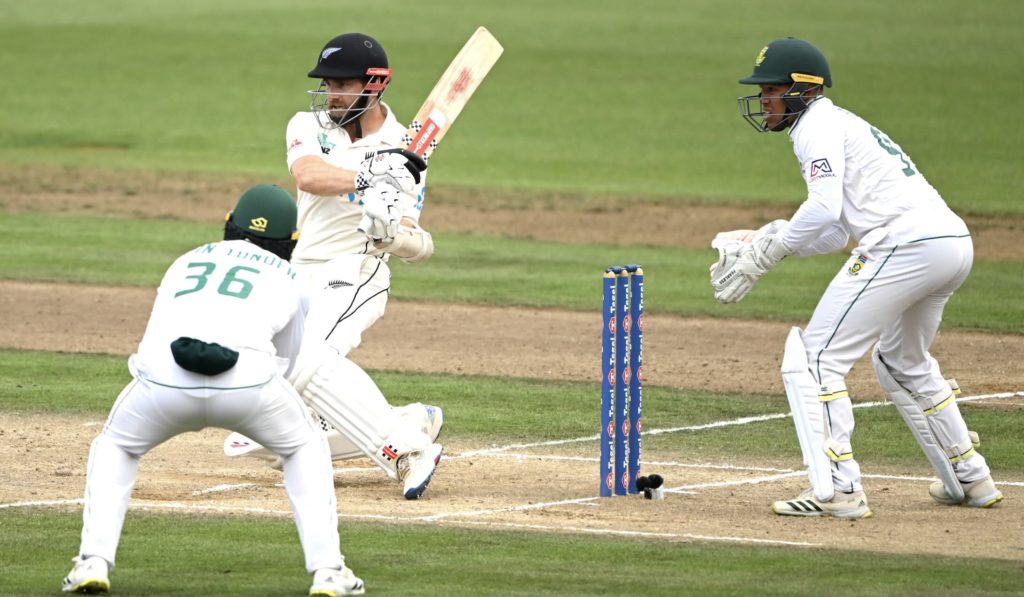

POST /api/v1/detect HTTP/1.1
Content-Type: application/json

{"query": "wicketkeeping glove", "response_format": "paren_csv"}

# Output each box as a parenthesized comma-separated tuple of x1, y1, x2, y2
(354, 148, 428, 194)
(710, 239, 757, 304)
(709, 233, 792, 304)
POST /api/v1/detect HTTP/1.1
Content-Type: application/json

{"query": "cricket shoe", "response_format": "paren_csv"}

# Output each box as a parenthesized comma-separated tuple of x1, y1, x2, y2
(398, 442, 444, 500)
(772, 488, 873, 519)
(62, 556, 110, 593)
(395, 402, 445, 442)
(309, 565, 365, 596)
(423, 404, 444, 442)
(929, 476, 1004, 508)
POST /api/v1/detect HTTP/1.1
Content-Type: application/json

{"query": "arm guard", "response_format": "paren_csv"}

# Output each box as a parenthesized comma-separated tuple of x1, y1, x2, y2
(374, 225, 434, 263)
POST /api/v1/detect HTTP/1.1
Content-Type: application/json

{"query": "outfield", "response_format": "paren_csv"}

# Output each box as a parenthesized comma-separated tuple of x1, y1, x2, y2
(2, 1, 1023, 595)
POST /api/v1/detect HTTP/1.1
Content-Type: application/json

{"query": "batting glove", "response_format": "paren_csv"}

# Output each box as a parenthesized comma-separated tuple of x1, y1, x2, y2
(354, 148, 427, 194)
(358, 184, 402, 241)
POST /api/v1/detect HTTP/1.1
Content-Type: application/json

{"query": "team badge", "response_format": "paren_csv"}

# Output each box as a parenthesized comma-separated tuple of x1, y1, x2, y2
(847, 254, 868, 277)
(755, 45, 769, 66)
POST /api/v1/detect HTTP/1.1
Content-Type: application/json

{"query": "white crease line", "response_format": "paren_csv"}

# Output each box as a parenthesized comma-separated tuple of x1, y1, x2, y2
(458, 391, 1024, 457)
(420, 472, 800, 521)
(448, 519, 821, 548)
(472, 453, 798, 474)
(669, 471, 805, 493)
(861, 473, 1024, 487)
(332, 466, 376, 474)
(0, 498, 818, 549)
(419, 496, 602, 522)
(192, 483, 257, 496)
(0, 498, 84, 509)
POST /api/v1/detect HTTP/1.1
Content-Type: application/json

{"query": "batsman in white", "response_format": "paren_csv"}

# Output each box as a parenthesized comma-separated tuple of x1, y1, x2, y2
(710, 38, 1003, 518)
(62, 185, 365, 596)
(224, 32, 444, 500)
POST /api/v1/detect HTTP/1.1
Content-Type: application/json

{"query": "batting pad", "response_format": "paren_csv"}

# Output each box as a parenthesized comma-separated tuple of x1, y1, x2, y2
(303, 355, 429, 479)
(781, 327, 835, 503)
(872, 345, 966, 502)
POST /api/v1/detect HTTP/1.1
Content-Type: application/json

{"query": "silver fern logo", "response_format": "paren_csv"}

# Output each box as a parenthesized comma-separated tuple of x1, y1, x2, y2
(321, 47, 341, 61)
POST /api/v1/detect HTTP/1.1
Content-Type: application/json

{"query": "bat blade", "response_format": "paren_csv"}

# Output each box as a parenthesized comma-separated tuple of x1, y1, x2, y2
(360, 28, 502, 236)
(401, 26, 504, 161)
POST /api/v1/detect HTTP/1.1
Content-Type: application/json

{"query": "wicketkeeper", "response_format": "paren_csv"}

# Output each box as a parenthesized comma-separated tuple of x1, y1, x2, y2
(710, 37, 1003, 518)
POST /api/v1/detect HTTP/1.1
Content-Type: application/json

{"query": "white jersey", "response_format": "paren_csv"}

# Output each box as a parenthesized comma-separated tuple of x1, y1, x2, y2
(134, 240, 305, 385)
(781, 97, 967, 253)
(285, 103, 427, 264)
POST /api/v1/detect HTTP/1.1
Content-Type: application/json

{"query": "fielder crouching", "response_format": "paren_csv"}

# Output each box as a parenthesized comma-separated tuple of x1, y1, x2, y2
(709, 37, 1003, 518)
(63, 185, 365, 596)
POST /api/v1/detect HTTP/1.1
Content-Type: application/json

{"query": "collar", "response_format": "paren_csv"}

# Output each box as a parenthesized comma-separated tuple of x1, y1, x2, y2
(788, 96, 831, 138)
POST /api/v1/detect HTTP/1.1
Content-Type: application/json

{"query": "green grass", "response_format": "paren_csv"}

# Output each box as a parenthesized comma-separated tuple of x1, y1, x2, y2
(1, 213, 216, 287)
(5, 509, 1024, 596)
(4, 212, 1023, 332)
(1, 0, 1022, 212)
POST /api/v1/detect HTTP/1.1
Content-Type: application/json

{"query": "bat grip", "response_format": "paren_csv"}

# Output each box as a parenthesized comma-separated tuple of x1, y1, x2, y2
(357, 214, 373, 235)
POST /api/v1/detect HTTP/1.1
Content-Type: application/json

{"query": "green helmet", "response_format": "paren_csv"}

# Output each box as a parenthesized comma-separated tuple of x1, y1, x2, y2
(737, 38, 831, 132)
(739, 37, 832, 88)
(224, 184, 299, 260)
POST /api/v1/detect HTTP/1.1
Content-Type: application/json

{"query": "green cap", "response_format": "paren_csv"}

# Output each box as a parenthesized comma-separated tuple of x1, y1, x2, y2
(739, 38, 832, 87)
(227, 184, 298, 240)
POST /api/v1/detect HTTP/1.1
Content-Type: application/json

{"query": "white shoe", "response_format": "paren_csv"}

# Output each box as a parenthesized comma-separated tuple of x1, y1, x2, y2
(309, 566, 365, 596)
(399, 443, 443, 500)
(929, 476, 1004, 508)
(395, 403, 445, 442)
(772, 489, 873, 519)
(423, 404, 444, 442)
(62, 556, 110, 593)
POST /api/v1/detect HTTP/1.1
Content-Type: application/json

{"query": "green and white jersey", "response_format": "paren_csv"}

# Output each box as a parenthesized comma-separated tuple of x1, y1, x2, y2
(783, 97, 967, 251)
(134, 240, 305, 381)
(285, 102, 426, 265)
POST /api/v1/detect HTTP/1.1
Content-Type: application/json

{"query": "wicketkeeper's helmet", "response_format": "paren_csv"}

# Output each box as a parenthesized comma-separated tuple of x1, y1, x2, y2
(224, 184, 299, 260)
(307, 33, 392, 131)
(737, 37, 831, 132)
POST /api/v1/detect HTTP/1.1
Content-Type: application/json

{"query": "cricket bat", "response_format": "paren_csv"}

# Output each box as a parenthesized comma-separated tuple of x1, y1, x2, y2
(400, 26, 504, 162)
(359, 26, 503, 235)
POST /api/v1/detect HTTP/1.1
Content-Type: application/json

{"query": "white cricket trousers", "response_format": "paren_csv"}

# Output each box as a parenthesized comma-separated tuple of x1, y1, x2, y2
(801, 235, 990, 492)
(77, 363, 344, 573)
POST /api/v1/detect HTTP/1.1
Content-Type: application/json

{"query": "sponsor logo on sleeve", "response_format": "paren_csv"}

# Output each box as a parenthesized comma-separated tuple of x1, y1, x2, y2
(809, 158, 835, 181)
(287, 138, 303, 152)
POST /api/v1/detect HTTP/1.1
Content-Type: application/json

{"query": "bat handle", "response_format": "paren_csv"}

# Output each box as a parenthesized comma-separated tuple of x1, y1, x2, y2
(357, 214, 373, 235)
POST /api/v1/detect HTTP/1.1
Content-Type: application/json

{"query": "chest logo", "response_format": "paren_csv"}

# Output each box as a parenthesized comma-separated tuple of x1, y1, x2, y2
(318, 132, 335, 155)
